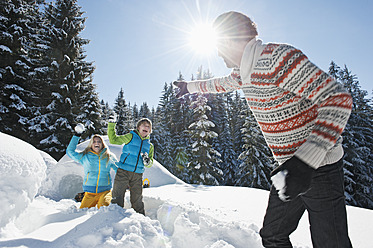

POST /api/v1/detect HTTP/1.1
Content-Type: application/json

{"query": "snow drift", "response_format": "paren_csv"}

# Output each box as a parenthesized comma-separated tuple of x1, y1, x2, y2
(0, 133, 46, 228)
(1, 132, 373, 248)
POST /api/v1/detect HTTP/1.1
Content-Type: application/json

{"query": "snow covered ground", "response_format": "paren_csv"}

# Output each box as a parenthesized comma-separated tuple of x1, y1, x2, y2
(0, 132, 372, 248)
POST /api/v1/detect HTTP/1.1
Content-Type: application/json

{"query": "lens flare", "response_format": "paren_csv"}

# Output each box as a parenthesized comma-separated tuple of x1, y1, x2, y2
(188, 23, 217, 56)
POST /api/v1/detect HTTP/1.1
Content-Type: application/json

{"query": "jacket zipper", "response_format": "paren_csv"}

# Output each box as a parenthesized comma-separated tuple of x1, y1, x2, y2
(85, 172, 89, 184)
(134, 139, 144, 172)
(96, 154, 101, 193)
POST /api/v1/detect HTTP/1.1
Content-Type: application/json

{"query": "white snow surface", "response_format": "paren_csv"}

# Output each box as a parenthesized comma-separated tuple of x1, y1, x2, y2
(0, 132, 372, 248)
(0, 133, 46, 228)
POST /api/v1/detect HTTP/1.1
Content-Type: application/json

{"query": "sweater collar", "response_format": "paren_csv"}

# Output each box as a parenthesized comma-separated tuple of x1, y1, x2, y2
(239, 38, 265, 80)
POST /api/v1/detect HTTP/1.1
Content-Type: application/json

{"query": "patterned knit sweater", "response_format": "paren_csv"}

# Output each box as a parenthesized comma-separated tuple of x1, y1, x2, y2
(186, 38, 352, 169)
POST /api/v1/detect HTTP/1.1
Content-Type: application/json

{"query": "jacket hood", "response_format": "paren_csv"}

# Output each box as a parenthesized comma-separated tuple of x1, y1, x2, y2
(89, 147, 107, 156)
(132, 129, 150, 140)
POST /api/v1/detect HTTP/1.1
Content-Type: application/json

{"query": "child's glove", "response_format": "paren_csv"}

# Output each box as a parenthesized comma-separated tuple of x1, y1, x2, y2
(173, 81, 189, 98)
(141, 152, 150, 166)
(108, 113, 117, 123)
(74, 123, 85, 137)
(270, 156, 315, 202)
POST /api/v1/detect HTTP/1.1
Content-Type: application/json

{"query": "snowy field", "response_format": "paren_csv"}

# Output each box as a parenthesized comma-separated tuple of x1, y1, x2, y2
(0, 132, 372, 248)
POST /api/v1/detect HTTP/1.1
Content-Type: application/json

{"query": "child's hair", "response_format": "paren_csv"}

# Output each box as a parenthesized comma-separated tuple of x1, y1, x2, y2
(83, 134, 112, 163)
(136, 118, 152, 132)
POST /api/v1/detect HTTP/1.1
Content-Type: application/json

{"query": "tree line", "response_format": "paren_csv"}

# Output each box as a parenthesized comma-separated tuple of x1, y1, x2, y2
(1, 0, 372, 209)
(1, 0, 100, 159)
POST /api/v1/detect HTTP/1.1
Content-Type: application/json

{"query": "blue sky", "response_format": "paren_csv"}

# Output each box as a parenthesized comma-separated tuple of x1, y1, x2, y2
(79, 0, 373, 108)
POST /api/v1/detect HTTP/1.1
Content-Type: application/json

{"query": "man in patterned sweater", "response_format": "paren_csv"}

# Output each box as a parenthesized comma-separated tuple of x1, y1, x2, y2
(174, 11, 352, 248)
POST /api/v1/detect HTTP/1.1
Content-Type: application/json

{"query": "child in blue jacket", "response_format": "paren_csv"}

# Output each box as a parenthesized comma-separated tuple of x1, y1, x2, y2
(66, 124, 118, 209)
(108, 118, 154, 215)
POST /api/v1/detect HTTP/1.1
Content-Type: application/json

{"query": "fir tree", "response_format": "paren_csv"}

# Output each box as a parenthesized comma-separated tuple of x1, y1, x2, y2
(38, 0, 96, 159)
(113, 87, 133, 134)
(236, 106, 274, 189)
(99, 99, 114, 131)
(329, 62, 373, 209)
(139, 102, 151, 119)
(0, 0, 46, 143)
(27, 1, 57, 148)
(209, 93, 238, 185)
(76, 80, 102, 137)
(153, 82, 174, 173)
(170, 79, 192, 180)
(153, 73, 193, 180)
(229, 91, 246, 157)
(220, 91, 247, 185)
(187, 93, 222, 185)
(150, 107, 156, 122)
(132, 103, 139, 122)
(150, 105, 162, 161)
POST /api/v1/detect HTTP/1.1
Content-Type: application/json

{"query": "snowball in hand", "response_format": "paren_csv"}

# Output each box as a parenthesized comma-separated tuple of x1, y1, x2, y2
(271, 170, 289, 201)
(74, 123, 85, 134)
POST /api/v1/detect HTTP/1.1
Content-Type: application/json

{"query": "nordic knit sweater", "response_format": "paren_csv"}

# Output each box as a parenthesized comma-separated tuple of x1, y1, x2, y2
(186, 38, 352, 169)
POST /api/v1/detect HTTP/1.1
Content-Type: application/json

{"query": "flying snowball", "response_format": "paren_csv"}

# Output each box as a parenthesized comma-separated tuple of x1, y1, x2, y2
(74, 123, 85, 134)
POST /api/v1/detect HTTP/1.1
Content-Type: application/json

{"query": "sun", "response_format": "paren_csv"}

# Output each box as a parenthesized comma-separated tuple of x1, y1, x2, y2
(188, 22, 217, 56)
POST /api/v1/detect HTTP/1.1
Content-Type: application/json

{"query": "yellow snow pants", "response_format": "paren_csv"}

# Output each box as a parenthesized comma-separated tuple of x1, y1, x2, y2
(80, 190, 112, 209)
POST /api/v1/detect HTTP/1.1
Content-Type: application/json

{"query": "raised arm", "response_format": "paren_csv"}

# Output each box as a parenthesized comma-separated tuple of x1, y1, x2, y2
(66, 136, 83, 163)
(107, 122, 133, 145)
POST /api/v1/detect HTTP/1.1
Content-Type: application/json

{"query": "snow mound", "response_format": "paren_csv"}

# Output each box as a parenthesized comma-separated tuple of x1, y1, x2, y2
(146, 198, 261, 248)
(58, 204, 168, 248)
(0, 132, 46, 228)
(38, 135, 184, 200)
(38, 150, 57, 168)
(0, 197, 169, 247)
(0, 192, 263, 248)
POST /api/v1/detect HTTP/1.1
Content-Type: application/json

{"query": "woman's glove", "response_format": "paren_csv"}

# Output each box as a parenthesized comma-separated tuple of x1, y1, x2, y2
(270, 156, 315, 202)
(173, 81, 189, 98)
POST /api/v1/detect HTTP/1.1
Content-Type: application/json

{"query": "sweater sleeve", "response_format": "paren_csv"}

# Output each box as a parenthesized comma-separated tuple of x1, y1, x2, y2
(187, 68, 242, 94)
(66, 136, 84, 164)
(107, 122, 133, 145)
(276, 45, 353, 168)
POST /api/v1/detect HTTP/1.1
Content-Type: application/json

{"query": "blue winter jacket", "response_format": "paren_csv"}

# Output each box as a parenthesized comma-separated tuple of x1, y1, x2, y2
(66, 136, 118, 193)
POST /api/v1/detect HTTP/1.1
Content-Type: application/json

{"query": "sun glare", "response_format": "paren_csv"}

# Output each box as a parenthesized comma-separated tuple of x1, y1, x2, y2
(188, 23, 217, 56)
